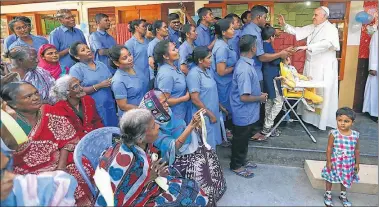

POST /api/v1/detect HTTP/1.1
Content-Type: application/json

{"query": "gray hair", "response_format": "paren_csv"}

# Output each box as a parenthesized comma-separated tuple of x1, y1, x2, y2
(119, 109, 154, 145)
(6, 46, 34, 67)
(49, 75, 72, 102)
(317, 7, 329, 18)
(56, 9, 72, 19)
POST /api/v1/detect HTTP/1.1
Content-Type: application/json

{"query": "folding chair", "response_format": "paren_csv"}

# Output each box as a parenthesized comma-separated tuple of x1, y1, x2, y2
(264, 62, 317, 143)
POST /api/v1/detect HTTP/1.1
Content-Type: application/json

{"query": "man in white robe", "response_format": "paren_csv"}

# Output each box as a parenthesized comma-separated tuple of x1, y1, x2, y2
(279, 6, 340, 130)
(363, 28, 378, 120)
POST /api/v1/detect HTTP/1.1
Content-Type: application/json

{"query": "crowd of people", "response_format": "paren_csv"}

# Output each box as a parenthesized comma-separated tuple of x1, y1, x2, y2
(0, 4, 363, 207)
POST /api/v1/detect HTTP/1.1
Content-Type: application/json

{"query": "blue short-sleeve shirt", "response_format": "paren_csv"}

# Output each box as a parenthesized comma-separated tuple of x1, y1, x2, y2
(111, 69, 144, 117)
(241, 22, 264, 81)
(3, 34, 17, 53)
(124, 36, 149, 94)
(194, 23, 212, 47)
(89, 29, 117, 74)
(178, 40, 195, 71)
(156, 63, 187, 121)
(147, 37, 162, 80)
(168, 27, 181, 48)
(228, 29, 241, 58)
(49, 25, 87, 70)
(186, 66, 221, 148)
(230, 56, 261, 126)
(210, 39, 238, 114)
(9, 34, 48, 52)
(69, 61, 118, 127)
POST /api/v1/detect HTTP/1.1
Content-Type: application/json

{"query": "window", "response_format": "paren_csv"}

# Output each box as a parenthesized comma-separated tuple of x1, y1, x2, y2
(273, 2, 321, 27)
(227, 4, 248, 17)
(40, 14, 61, 36)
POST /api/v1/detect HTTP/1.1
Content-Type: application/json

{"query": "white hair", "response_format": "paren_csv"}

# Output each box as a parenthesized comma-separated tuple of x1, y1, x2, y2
(49, 75, 73, 102)
(317, 7, 329, 18)
(119, 109, 154, 145)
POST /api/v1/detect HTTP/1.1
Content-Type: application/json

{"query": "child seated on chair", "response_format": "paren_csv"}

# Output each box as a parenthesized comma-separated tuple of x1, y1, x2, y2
(279, 57, 323, 111)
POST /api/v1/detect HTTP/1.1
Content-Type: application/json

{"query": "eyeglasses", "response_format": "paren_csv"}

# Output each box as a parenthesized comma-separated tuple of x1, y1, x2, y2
(171, 20, 181, 25)
(14, 25, 29, 31)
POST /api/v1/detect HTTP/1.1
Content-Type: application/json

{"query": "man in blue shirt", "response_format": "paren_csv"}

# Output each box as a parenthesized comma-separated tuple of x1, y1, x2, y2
(168, 13, 181, 48)
(241, 5, 292, 89)
(49, 9, 87, 70)
(195, 7, 216, 50)
(89, 13, 117, 74)
(230, 34, 267, 178)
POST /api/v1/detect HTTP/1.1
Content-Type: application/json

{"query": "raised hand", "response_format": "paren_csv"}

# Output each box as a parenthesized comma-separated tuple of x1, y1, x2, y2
(278, 14, 286, 27)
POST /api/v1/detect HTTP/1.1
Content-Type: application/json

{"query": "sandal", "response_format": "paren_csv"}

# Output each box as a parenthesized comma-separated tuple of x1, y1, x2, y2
(244, 161, 257, 169)
(231, 167, 254, 178)
(324, 192, 334, 207)
(250, 133, 268, 142)
(339, 193, 352, 207)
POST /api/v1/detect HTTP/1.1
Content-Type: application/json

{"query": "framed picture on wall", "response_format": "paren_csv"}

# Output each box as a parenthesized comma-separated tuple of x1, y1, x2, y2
(168, 8, 186, 24)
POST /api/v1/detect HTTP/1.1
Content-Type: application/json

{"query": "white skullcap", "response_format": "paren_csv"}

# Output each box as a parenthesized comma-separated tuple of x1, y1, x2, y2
(320, 6, 330, 17)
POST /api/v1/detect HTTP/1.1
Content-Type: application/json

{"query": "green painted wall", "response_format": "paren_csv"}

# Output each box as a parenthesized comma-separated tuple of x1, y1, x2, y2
(273, 2, 321, 27)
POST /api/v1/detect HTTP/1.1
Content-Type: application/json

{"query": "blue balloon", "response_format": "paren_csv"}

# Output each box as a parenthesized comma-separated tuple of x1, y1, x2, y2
(355, 11, 374, 24)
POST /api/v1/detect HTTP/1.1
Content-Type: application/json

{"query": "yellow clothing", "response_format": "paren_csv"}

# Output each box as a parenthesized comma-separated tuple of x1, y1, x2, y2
(280, 63, 323, 104)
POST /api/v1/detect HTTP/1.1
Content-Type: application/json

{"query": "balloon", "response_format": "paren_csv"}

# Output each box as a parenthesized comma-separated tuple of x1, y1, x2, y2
(355, 11, 374, 24)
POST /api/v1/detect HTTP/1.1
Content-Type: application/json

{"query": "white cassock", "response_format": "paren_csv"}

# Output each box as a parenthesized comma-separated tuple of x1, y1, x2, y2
(363, 30, 378, 117)
(284, 20, 340, 130)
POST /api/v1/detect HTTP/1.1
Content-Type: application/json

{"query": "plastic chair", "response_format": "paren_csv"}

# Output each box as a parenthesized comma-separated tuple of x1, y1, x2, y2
(266, 62, 317, 143)
(73, 127, 120, 197)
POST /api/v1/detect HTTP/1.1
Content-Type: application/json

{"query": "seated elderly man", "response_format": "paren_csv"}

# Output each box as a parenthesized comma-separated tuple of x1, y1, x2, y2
(95, 108, 209, 206)
(4, 46, 55, 103)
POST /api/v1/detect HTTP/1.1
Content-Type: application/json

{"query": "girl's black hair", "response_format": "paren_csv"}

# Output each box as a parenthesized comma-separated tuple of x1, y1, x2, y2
(152, 20, 164, 36)
(68, 41, 84, 62)
(1, 81, 30, 107)
(261, 24, 276, 40)
(241, 11, 251, 24)
(128, 19, 145, 34)
(214, 18, 232, 39)
(8, 19, 24, 33)
(239, 34, 257, 53)
(336, 107, 356, 121)
(187, 46, 209, 65)
(153, 39, 170, 76)
(108, 45, 130, 69)
(146, 23, 153, 32)
(179, 24, 195, 44)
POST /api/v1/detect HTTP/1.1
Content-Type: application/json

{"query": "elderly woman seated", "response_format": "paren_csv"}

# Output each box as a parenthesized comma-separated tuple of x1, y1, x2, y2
(50, 75, 104, 138)
(139, 89, 226, 206)
(95, 109, 208, 206)
(4, 46, 55, 103)
(0, 82, 94, 206)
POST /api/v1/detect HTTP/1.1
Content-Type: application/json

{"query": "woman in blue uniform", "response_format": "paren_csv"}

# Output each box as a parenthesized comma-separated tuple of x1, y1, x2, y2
(178, 24, 197, 75)
(68, 41, 118, 127)
(109, 45, 145, 118)
(124, 19, 149, 94)
(211, 19, 237, 133)
(154, 40, 189, 122)
(186, 46, 222, 149)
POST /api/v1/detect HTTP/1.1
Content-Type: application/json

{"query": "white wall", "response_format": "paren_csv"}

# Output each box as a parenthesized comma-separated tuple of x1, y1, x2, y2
(347, 1, 364, 46)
